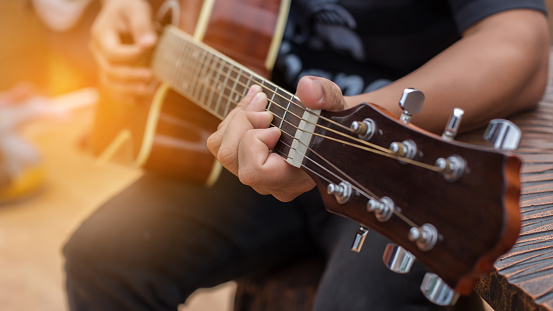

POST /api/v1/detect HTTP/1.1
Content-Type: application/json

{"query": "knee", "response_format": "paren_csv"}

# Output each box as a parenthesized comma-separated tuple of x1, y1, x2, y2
(63, 226, 103, 285)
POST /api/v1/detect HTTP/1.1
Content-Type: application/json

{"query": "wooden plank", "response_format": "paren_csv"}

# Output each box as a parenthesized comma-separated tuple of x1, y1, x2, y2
(475, 50, 553, 311)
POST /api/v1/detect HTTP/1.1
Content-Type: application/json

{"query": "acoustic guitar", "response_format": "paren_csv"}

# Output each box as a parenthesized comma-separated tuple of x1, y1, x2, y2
(91, 0, 522, 305)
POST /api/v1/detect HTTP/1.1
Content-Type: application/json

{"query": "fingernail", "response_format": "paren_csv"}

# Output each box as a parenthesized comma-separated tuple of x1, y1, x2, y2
(309, 77, 324, 103)
(252, 92, 264, 103)
(248, 92, 265, 108)
(247, 85, 261, 96)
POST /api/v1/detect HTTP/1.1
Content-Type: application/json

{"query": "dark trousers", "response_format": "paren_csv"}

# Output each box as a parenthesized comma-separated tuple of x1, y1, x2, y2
(63, 170, 440, 311)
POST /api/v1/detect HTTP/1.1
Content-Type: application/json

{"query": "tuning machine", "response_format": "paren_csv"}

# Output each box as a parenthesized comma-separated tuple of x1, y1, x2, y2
(351, 118, 376, 140)
(408, 224, 438, 252)
(351, 225, 370, 253)
(399, 88, 425, 124)
(327, 181, 353, 204)
(484, 119, 521, 150)
(382, 244, 415, 274)
(367, 197, 395, 222)
(420, 273, 460, 306)
(442, 108, 464, 140)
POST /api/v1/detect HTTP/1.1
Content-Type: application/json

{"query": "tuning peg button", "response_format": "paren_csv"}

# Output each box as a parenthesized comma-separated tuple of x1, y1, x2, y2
(484, 119, 521, 150)
(367, 197, 394, 222)
(327, 181, 352, 204)
(351, 225, 369, 253)
(351, 118, 376, 140)
(383, 244, 415, 274)
(420, 273, 460, 306)
(399, 88, 425, 124)
(435, 155, 466, 182)
(442, 108, 464, 140)
(408, 224, 438, 252)
(390, 140, 417, 159)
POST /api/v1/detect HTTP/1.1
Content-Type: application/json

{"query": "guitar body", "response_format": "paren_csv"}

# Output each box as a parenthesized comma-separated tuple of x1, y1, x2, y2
(91, 0, 289, 185)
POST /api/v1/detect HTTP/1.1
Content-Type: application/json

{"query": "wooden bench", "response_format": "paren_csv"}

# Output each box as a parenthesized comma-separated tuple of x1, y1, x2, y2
(475, 59, 553, 310)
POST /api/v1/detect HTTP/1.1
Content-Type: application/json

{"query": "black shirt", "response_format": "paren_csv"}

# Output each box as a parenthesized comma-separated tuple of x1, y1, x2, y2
(272, 0, 547, 95)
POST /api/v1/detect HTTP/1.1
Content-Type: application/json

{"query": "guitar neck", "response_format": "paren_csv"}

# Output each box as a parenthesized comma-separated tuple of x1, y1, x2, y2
(152, 25, 319, 167)
(154, 26, 284, 119)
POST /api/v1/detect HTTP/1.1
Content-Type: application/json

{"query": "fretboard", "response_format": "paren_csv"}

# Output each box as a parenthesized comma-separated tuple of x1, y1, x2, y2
(153, 26, 299, 123)
(151, 25, 320, 167)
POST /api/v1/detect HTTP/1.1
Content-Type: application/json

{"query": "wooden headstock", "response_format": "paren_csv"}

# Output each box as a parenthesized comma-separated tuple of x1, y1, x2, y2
(301, 96, 521, 303)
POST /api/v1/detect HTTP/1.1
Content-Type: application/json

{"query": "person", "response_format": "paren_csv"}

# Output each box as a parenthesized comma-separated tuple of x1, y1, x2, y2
(63, 0, 550, 310)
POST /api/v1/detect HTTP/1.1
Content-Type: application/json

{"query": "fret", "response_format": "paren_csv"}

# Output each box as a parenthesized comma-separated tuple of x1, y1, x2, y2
(199, 52, 215, 107)
(268, 86, 277, 121)
(243, 72, 255, 99)
(286, 96, 306, 130)
(235, 69, 250, 101)
(177, 40, 193, 94)
(279, 92, 291, 129)
(192, 49, 209, 102)
(229, 67, 241, 107)
(187, 46, 203, 96)
(216, 62, 232, 118)
(221, 64, 236, 118)
(170, 35, 185, 89)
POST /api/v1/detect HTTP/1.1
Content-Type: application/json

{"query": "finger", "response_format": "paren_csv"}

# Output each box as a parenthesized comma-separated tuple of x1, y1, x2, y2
(102, 62, 153, 84)
(238, 127, 315, 201)
(217, 84, 263, 131)
(0, 82, 34, 104)
(126, 1, 157, 48)
(212, 108, 272, 173)
(91, 25, 147, 65)
(237, 127, 281, 186)
(99, 73, 152, 100)
(237, 84, 263, 109)
(296, 75, 347, 111)
(207, 84, 267, 166)
(213, 113, 254, 174)
(246, 91, 270, 112)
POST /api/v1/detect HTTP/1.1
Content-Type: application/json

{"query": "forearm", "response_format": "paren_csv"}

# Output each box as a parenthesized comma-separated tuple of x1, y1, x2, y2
(348, 9, 550, 134)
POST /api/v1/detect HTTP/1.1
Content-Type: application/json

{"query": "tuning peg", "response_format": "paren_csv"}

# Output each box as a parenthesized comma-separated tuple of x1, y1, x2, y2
(435, 155, 466, 182)
(382, 244, 415, 274)
(484, 119, 521, 150)
(367, 197, 394, 222)
(420, 273, 460, 306)
(351, 225, 369, 253)
(327, 181, 352, 204)
(351, 118, 376, 140)
(408, 224, 438, 251)
(390, 139, 417, 160)
(399, 88, 425, 124)
(442, 108, 464, 140)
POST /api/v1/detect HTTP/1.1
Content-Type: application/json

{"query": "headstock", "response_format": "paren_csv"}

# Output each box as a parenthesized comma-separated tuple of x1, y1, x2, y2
(302, 89, 522, 305)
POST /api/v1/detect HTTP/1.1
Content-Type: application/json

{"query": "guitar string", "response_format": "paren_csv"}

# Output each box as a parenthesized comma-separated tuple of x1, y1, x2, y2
(162, 25, 386, 151)
(158, 28, 428, 229)
(160, 29, 444, 173)
(160, 29, 394, 153)
(161, 43, 421, 227)
(159, 29, 398, 155)
(273, 130, 419, 228)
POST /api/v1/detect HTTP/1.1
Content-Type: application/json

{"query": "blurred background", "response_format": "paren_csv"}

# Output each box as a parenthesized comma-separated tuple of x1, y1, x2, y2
(0, 0, 552, 311)
(0, 1, 234, 310)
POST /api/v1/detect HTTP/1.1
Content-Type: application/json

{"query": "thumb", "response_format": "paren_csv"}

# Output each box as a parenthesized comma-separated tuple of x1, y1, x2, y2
(295, 76, 347, 112)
